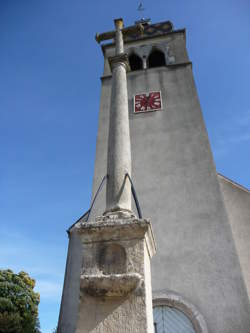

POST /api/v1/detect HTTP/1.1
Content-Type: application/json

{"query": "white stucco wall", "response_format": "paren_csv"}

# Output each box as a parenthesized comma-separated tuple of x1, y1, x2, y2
(88, 29, 250, 332)
(218, 174, 250, 300)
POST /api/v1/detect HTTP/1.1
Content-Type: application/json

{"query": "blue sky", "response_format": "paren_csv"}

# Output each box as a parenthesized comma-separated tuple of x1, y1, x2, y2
(0, 0, 249, 332)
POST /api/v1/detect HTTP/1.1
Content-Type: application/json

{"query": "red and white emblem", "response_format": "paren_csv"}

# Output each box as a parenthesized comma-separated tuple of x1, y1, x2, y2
(134, 91, 162, 113)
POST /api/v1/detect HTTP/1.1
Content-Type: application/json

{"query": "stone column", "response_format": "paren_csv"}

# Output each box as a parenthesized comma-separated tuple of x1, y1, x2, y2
(115, 18, 124, 54)
(105, 21, 132, 216)
(57, 19, 156, 333)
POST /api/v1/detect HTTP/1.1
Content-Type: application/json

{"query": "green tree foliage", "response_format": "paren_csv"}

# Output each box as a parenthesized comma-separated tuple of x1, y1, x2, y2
(0, 269, 41, 333)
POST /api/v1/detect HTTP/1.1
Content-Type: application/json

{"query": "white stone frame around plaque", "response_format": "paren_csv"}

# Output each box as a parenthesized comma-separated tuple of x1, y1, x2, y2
(133, 90, 163, 114)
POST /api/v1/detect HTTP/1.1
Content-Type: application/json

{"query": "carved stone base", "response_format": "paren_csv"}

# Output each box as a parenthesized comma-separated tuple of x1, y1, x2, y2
(73, 217, 156, 333)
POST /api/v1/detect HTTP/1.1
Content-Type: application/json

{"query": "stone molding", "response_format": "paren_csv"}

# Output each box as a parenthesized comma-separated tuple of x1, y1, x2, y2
(153, 290, 209, 333)
(108, 53, 130, 72)
(101, 61, 192, 80)
(101, 208, 135, 220)
(73, 218, 156, 258)
(101, 29, 186, 53)
(80, 272, 142, 297)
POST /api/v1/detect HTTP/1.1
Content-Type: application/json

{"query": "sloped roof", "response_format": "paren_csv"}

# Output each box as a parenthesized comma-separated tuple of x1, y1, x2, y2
(218, 173, 250, 193)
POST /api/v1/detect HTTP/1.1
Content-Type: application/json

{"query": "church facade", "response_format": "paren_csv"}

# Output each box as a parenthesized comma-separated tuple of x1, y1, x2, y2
(58, 19, 250, 332)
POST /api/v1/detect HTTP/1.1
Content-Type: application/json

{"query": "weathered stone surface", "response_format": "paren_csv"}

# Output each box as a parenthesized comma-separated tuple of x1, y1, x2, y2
(102, 18, 133, 215)
(99, 243, 126, 274)
(75, 218, 156, 258)
(58, 217, 156, 332)
(76, 293, 148, 333)
(80, 273, 142, 297)
(73, 217, 156, 332)
(106, 56, 132, 213)
(108, 53, 130, 72)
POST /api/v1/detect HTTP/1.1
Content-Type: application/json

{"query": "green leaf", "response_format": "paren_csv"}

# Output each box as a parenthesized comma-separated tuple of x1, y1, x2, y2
(0, 270, 41, 333)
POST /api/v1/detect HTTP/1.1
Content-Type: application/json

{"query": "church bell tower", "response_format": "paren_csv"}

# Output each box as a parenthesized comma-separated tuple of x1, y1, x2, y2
(58, 18, 250, 333)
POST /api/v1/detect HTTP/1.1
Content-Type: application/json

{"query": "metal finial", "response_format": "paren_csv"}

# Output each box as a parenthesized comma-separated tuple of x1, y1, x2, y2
(135, 2, 151, 25)
(138, 2, 145, 12)
(137, 2, 145, 19)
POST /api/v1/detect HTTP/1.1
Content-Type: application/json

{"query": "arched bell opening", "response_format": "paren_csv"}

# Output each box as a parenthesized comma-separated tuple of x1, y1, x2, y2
(129, 53, 143, 71)
(148, 49, 166, 68)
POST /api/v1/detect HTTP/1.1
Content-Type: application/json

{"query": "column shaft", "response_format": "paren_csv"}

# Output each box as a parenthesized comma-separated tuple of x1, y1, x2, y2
(115, 29, 124, 54)
(106, 62, 131, 213)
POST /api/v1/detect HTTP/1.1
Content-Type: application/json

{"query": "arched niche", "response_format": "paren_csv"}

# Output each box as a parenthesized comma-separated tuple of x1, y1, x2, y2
(99, 243, 126, 275)
(148, 49, 166, 68)
(129, 53, 143, 71)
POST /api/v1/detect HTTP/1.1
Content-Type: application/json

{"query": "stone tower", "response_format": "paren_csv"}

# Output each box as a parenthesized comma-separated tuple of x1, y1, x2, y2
(87, 19, 250, 332)
(58, 19, 250, 333)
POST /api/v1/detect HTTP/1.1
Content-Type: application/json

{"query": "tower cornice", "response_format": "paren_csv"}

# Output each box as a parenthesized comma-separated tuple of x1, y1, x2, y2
(101, 28, 186, 55)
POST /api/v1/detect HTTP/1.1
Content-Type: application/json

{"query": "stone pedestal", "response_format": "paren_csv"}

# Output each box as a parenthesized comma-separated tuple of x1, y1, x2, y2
(73, 217, 156, 333)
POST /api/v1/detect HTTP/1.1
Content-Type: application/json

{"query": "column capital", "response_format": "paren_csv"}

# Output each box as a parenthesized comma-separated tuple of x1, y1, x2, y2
(114, 18, 124, 29)
(108, 53, 130, 72)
